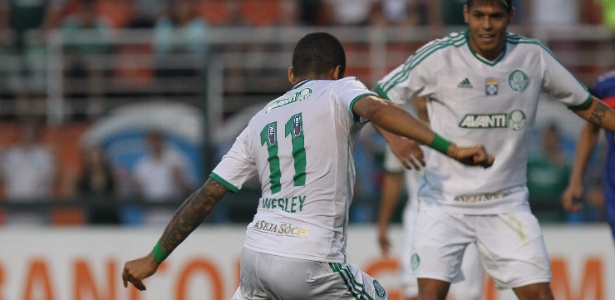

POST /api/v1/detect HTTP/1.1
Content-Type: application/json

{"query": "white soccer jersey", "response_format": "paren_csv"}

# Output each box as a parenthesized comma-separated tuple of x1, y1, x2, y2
(376, 31, 591, 214)
(212, 77, 376, 263)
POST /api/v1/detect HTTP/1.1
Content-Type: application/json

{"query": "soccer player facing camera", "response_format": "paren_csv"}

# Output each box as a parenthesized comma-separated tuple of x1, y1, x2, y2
(375, 0, 615, 299)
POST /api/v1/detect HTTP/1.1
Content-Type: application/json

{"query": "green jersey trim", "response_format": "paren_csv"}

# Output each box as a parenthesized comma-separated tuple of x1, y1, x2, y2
(349, 92, 377, 124)
(567, 95, 593, 110)
(506, 34, 589, 92)
(466, 30, 506, 66)
(378, 32, 466, 95)
(374, 85, 390, 100)
(209, 172, 239, 193)
(292, 79, 313, 90)
(329, 263, 375, 300)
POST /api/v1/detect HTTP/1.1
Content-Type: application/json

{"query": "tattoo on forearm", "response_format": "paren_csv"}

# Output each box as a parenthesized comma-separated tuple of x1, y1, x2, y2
(159, 179, 229, 253)
(588, 101, 608, 126)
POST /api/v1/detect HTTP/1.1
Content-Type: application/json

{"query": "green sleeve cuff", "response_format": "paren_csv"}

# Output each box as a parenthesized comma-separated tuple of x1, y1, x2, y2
(209, 173, 239, 193)
(567, 95, 593, 110)
(349, 92, 378, 124)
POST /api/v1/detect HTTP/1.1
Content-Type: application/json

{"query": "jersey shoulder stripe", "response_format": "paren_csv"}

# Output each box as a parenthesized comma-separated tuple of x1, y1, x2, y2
(507, 33, 589, 92)
(379, 32, 466, 93)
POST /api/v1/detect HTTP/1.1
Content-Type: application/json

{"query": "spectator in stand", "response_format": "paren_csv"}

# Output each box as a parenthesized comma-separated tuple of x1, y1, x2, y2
(0, 0, 65, 116)
(75, 144, 123, 225)
(59, 0, 112, 119)
(132, 130, 194, 225)
(324, 0, 374, 26)
(0, 116, 56, 224)
(526, 122, 571, 223)
(153, 0, 209, 80)
(369, 0, 427, 26)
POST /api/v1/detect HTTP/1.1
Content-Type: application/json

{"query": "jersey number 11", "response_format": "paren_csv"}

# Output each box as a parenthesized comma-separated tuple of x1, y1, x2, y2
(260, 113, 306, 194)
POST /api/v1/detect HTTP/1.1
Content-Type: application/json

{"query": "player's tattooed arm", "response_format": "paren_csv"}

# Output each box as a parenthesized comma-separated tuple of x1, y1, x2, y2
(587, 100, 608, 126)
(158, 178, 230, 253)
(574, 97, 615, 131)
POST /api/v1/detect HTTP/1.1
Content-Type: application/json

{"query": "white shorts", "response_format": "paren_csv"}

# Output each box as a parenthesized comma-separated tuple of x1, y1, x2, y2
(411, 210, 552, 289)
(232, 247, 390, 300)
(397, 167, 483, 299)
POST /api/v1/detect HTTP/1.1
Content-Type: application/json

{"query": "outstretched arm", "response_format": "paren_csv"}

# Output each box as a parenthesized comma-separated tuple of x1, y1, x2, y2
(122, 178, 230, 291)
(561, 122, 601, 212)
(373, 97, 430, 170)
(572, 96, 615, 130)
(353, 95, 495, 167)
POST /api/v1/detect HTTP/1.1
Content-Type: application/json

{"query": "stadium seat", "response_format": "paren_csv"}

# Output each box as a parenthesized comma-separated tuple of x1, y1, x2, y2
(196, 0, 231, 26)
(240, 0, 280, 27)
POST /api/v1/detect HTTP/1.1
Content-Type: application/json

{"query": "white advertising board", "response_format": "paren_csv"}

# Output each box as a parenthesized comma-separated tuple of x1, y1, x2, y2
(0, 225, 612, 300)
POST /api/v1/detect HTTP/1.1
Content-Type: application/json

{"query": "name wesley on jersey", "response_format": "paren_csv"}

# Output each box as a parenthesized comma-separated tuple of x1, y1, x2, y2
(262, 196, 307, 213)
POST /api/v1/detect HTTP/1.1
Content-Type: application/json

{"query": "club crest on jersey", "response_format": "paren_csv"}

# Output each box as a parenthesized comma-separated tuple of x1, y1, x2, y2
(267, 123, 276, 145)
(373, 279, 387, 299)
(507, 109, 527, 131)
(411, 253, 420, 271)
(485, 78, 498, 96)
(509, 69, 529, 92)
(292, 115, 302, 136)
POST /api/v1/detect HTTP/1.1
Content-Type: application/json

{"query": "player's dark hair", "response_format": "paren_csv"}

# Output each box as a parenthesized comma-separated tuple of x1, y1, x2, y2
(466, 0, 513, 12)
(292, 32, 346, 78)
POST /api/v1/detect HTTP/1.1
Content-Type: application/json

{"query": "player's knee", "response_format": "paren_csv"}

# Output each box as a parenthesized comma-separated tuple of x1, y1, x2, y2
(417, 279, 449, 300)
(514, 283, 554, 300)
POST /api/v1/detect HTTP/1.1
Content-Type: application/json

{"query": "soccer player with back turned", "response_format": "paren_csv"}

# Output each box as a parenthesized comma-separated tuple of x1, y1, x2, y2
(122, 32, 494, 299)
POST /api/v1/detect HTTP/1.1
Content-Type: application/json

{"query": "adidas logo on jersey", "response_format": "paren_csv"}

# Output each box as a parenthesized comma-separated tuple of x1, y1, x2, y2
(458, 78, 473, 88)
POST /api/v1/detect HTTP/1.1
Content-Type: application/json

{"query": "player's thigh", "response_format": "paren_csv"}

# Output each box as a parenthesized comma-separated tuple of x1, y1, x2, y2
(475, 212, 551, 289)
(412, 211, 474, 283)
(449, 242, 484, 300)
(401, 209, 420, 297)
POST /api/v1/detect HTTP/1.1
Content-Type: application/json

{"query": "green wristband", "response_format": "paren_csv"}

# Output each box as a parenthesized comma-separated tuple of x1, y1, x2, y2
(430, 134, 452, 155)
(152, 242, 169, 263)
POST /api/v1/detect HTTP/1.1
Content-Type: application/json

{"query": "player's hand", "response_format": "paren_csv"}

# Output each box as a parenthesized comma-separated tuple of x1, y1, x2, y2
(388, 136, 425, 170)
(122, 254, 160, 291)
(561, 184, 584, 212)
(447, 144, 495, 168)
(377, 227, 391, 256)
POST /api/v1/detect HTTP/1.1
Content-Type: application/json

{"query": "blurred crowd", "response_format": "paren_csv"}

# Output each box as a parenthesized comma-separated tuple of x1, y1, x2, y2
(0, 0, 612, 226)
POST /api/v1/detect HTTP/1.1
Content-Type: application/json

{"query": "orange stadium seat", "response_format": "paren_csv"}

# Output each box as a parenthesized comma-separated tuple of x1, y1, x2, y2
(95, 0, 136, 29)
(196, 0, 232, 26)
(240, 0, 280, 27)
(50, 207, 87, 226)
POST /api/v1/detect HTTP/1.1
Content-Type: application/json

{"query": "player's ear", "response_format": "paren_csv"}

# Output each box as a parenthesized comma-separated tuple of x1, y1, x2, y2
(463, 5, 469, 24)
(288, 66, 295, 84)
(332, 65, 343, 80)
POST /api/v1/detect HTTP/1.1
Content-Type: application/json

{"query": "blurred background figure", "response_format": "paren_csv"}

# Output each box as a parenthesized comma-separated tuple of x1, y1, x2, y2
(132, 130, 194, 225)
(0, 0, 65, 116)
(0, 116, 56, 224)
(74, 144, 122, 225)
(527, 122, 571, 223)
(153, 0, 209, 81)
(59, 0, 112, 119)
(324, 0, 374, 26)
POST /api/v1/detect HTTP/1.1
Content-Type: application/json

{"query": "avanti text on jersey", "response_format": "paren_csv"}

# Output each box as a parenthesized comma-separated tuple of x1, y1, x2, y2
(261, 196, 307, 213)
